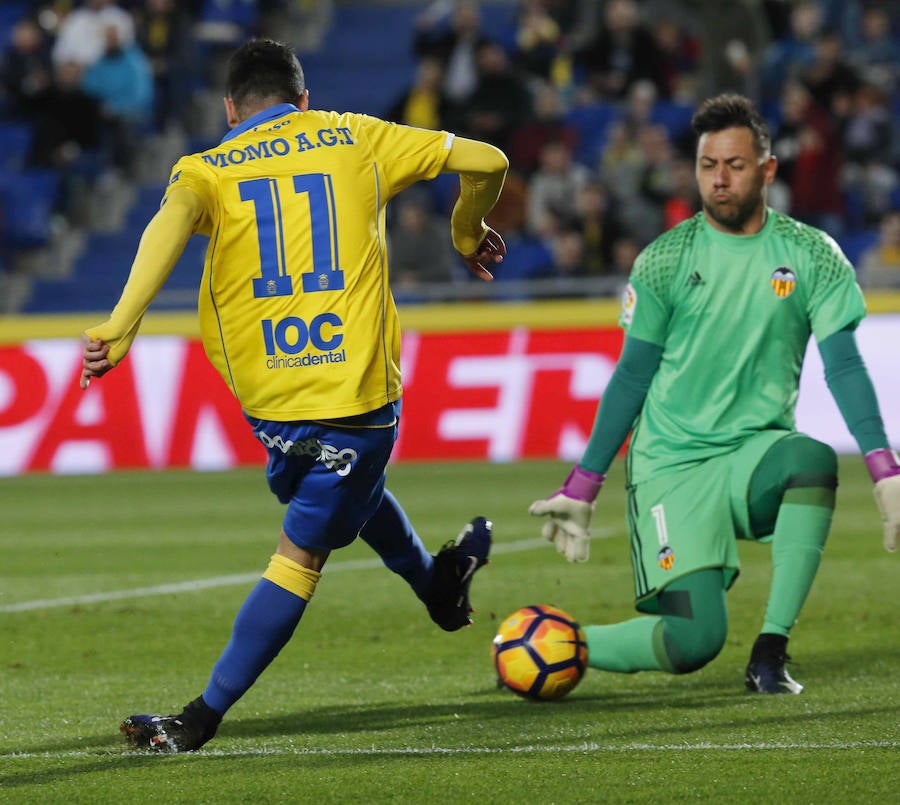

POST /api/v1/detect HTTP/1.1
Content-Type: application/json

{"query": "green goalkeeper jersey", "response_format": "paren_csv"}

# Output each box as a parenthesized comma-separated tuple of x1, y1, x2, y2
(621, 209, 866, 484)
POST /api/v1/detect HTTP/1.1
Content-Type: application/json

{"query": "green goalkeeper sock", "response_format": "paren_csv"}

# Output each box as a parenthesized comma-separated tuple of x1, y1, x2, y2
(585, 618, 671, 673)
(761, 498, 833, 637)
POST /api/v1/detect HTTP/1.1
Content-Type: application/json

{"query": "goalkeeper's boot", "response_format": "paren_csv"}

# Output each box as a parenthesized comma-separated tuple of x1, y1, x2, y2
(744, 633, 803, 694)
(425, 516, 492, 631)
(120, 696, 221, 753)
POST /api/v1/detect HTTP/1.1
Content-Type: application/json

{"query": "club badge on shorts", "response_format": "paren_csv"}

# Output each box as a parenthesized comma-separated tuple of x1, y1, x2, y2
(770, 267, 796, 298)
(657, 546, 675, 571)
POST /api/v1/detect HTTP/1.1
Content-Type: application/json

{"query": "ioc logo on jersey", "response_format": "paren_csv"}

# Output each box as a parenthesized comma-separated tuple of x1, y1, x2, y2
(261, 313, 343, 355)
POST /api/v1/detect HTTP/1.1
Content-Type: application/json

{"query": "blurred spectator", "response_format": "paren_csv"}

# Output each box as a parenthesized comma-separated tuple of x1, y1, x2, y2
(574, 0, 666, 100)
(800, 28, 861, 116)
(599, 118, 645, 207)
(484, 169, 556, 284)
(1, 17, 53, 116)
(52, 0, 136, 68)
(841, 81, 898, 226)
(848, 4, 900, 94)
(609, 234, 641, 279)
(651, 16, 700, 102)
(688, 0, 771, 101)
(761, 0, 821, 101)
(571, 179, 628, 276)
(507, 82, 578, 176)
(386, 56, 452, 131)
(388, 193, 459, 292)
(620, 79, 658, 137)
(858, 209, 900, 289)
(772, 79, 845, 236)
(25, 60, 104, 223)
(511, 0, 563, 86)
(526, 138, 592, 239)
(630, 123, 676, 242)
(27, 61, 102, 170)
(82, 24, 154, 173)
(457, 40, 531, 154)
(663, 155, 700, 229)
(413, 0, 488, 104)
(550, 225, 587, 278)
(134, 0, 193, 131)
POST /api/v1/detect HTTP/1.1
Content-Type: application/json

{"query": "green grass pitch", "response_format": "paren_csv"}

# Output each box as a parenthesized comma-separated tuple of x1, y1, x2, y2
(1, 458, 897, 803)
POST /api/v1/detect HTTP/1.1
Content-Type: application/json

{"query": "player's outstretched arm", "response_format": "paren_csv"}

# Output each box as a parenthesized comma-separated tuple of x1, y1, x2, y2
(79, 187, 204, 389)
(529, 336, 662, 562)
(443, 136, 508, 281)
(818, 328, 899, 552)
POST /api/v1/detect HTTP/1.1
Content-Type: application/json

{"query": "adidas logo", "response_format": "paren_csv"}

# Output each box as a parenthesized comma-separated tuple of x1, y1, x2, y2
(687, 271, 704, 287)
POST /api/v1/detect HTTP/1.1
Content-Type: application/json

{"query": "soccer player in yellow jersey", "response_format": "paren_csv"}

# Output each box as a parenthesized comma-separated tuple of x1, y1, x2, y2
(80, 38, 508, 753)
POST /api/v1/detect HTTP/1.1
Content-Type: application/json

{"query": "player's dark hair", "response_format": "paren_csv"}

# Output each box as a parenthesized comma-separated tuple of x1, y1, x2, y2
(226, 38, 305, 114)
(691, 94, 771, 156)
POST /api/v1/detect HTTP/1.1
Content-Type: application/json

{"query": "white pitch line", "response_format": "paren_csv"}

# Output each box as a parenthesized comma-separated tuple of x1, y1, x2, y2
(0, 533, 613, 614)
(2, 740, 896, 760)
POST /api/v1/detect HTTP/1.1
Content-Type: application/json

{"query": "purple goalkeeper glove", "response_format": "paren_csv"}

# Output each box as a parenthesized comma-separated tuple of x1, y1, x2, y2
(865, 448, 900, 552)
(528, 466, 605, 562)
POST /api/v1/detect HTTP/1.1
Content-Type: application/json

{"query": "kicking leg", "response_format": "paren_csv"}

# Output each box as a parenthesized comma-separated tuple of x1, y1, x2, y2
(358, 488, 434, 598)
(359, 489, 492, 631)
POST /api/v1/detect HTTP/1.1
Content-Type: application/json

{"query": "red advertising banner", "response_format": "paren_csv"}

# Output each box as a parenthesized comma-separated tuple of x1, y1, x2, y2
(1, 318, 898, 476)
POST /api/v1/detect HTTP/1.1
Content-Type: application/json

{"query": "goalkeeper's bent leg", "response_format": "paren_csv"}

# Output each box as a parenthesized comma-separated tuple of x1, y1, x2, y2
(585, 569, 728, 673)
(749, 435, 837, 637)
(202, 553, 320, 715)
(358, 488, 434, 598)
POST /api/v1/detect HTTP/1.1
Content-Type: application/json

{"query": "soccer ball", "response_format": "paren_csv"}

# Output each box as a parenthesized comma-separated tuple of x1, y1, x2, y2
(492, 604, 588, 701)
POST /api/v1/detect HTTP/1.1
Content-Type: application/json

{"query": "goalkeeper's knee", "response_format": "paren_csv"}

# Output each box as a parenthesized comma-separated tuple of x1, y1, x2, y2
(661, 616, 728, 674)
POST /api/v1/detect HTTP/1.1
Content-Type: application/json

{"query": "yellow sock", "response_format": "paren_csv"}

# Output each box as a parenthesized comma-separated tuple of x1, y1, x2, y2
(262, 554, 321, 601)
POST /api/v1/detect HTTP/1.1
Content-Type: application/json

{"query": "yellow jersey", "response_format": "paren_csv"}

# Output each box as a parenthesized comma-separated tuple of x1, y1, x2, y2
(164, 103, 453, 420)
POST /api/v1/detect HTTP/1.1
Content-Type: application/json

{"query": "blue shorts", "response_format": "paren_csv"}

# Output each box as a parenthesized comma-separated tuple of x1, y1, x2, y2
(245, 401, 400, 552)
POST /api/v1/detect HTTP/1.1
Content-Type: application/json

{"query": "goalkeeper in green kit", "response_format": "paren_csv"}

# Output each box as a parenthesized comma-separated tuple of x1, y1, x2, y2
(530, 94, 900, 694)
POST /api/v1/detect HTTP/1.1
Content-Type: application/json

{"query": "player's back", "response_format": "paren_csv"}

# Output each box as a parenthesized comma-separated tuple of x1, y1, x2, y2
(166, 106, 452, 421)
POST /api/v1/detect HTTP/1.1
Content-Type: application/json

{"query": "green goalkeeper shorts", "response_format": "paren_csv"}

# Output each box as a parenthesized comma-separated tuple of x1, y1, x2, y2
(627, 429, 791, 614)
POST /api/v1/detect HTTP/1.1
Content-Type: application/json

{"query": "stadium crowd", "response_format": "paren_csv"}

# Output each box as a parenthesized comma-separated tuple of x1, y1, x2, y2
(1, 0, 898, 304)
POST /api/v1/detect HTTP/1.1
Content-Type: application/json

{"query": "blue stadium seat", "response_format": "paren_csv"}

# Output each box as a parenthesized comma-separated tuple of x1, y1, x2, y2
(838, 229, 879, 266)
(564, 102, 620, 168)
(649, 100, 694, 140)
(0, 169, 59, 248)
(0, 122, 33, 172)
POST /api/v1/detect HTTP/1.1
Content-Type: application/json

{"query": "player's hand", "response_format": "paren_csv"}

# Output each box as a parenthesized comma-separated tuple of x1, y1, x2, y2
(528, 466, 605, 563)
(874, 475, 900, 552)
(529, 494, 593, 562)
(80, 335, 112, 389)
(865, 448, 900, 552)
(461, 227, 505, 282)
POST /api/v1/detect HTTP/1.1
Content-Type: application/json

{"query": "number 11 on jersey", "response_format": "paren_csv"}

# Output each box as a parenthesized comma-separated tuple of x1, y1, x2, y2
(240, 173, 345, 299)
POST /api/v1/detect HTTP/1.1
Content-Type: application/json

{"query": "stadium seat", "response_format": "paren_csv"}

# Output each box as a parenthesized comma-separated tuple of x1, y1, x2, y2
(649, 100, 695, 140)
(565, 102, 620, 168)
(0, 169, 60, 248)
(838, 229, 879, 266)
(0, 122, 33, 172)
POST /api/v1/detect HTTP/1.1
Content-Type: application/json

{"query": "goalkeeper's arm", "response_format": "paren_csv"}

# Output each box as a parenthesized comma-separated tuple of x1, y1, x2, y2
(529, 336, 662, 561)
(80, 186, 204, 388)
(819, 327, 900, 552)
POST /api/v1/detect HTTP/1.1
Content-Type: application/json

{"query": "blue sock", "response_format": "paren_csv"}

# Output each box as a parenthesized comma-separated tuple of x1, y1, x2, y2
(203, 578, 307, 715)
(359, 488, 434, 599)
